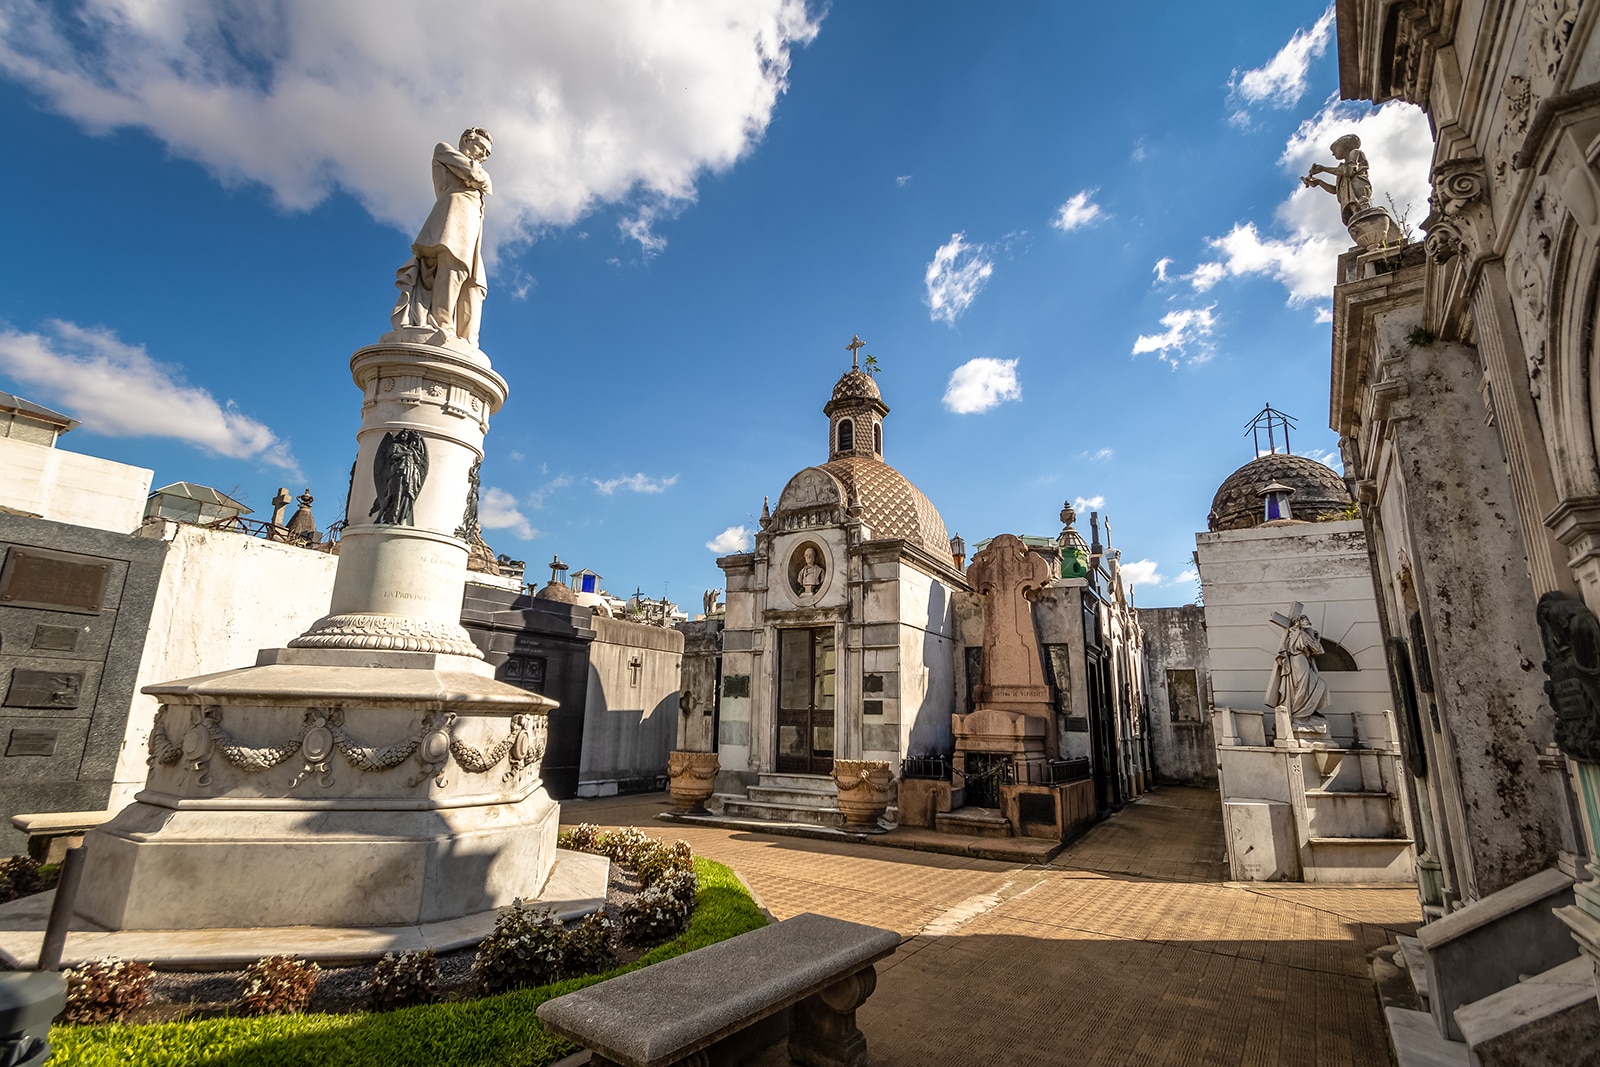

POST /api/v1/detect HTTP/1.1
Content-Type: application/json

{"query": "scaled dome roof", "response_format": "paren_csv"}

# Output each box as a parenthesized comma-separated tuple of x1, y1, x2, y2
(1208, 453, 1353, 532)
(830, 368, 881, 404)
(814, 456, 950, 556)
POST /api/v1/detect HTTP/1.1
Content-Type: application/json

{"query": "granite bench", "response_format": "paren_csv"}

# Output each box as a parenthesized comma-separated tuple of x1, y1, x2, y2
(10, 810, 112, 863)
(537, 912, 900, 1067)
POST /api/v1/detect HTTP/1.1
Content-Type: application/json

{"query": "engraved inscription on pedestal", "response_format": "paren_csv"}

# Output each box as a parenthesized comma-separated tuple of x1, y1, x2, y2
(3, 669, 84, 709)
(6, 728, 59, 757)
(0, 549, 109, 613)
(31, 625, 82, 652)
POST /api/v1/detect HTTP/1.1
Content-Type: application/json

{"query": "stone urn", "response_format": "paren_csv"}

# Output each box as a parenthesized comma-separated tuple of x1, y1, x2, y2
(668, 750, 720, 813)
(832, 759, 894, 830)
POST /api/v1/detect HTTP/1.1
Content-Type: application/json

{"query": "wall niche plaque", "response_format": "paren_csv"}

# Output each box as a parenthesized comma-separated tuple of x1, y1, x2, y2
(0, 548, 110, 614)
(6, 728, 59, 757)
(4, 669, 84, 709)
(31, 625, 82, 652)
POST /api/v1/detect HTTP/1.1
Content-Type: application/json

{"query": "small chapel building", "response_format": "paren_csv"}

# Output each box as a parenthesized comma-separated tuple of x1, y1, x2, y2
(713, 362, 969, 795)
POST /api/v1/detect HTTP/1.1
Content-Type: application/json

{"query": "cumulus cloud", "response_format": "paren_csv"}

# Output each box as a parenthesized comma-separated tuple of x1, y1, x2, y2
(925, 233, 994, 325)
(1073, 495, 1105, 512)
(1051, 190, 1102, 232)
(0, 320, 299, 474)
(1314, 305, 1333, 323)
(0, 1, 821, 257)
(527, 473, 573, 509)
(943, 357, 1021, 414)
(1173, 568, 1198, 585)
(1131, 306, 1217, 365)
(1082, 447, 1114, 462)
(895, 174, 912, 187)
(1188, 99, 1432, 306)
(480, 486, 537, 539)
(1121, 559, 1163, 587)
(1229, 5, 1335, 116)
(706, 525, 751, 553)
(1153, 257, 1173, 283)
(593, 473, 679, 495)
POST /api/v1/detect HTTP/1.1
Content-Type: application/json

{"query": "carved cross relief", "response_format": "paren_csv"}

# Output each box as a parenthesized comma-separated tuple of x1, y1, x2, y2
(967, 534, 1053, 690)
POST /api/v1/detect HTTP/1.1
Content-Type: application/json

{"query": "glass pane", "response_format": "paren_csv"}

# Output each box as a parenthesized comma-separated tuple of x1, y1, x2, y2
(780, 629, 811, 709)
(779, 725, 806, 758)
(813, 629, 835, 709)
(812, 725, 834, 757)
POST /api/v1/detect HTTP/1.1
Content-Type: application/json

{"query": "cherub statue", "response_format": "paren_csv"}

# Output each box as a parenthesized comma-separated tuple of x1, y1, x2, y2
(1302, 133, 1374, 225)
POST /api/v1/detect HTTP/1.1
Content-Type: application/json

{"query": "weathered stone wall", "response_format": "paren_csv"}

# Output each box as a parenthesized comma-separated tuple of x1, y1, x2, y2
(0, 437, 153, 535)
(675, 618, 721, 752)
(0, 514, 166, 852)
(577, 615, 682, 796)
(1139, 604, 1216, 787)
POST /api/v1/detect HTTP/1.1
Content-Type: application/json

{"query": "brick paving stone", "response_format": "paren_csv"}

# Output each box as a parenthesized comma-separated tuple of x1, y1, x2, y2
(559, 786, 1416, 1066)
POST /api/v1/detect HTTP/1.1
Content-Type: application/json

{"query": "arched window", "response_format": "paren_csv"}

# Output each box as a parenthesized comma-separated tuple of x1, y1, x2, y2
(873, 422, 881, 454)
(837, 418, 854, 452)
(1315, 639, 1358, 672)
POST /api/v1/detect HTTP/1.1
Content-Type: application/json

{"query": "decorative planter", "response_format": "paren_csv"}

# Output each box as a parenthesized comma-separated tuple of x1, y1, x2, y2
(832, 760, 894, 829)
(667, 751, 720, 813)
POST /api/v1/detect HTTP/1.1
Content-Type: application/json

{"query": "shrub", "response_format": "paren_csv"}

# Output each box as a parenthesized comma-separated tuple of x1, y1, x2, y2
(62, 957, 155, 1024)
(633, 839, 693, 888)
(559, 911, 615, 979)
(472, 901, 567, 994)
(596, 827, 651, 866)
(240, 956, 320, 1016)
(366, 949, 441, 1010)
(620, 868, 697, 943)
(0, 854, 52, 903)
(556, 824, 602, 853)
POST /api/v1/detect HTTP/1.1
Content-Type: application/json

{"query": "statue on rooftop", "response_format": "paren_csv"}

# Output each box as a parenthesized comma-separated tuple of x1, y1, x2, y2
(391, 128, 493, 347)
(1301, 133, 1399, 250)
(1266, 603, 1330, 735)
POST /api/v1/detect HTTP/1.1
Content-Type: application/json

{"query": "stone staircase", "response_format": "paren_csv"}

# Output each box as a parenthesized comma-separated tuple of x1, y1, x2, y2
(1295, 745, 1414, 882)
(715, 773, 847, 829)
(1377, 867, 1600, 1065)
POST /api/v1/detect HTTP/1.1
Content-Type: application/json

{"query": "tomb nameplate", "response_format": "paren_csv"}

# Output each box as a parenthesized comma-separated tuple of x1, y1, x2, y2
(863, 700, 883, 716)
(0, 548, 110, 614)
(723, 674, 751, 698)
(5, 728, 59, 757)
(4, 669, 85, 709)
(31, 625, 82, 652)
(1062, 716, 1089, 733)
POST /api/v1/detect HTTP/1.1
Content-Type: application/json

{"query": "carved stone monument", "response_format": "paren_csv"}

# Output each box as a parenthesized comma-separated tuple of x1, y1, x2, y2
(1265, 602, 1331, 739)
(1302, 133, 1400, 250)
(76, 131, 564, 934)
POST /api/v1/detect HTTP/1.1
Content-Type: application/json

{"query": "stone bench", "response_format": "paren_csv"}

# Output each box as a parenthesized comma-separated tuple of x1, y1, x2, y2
(537, 912, 900, 1067)
(10, 811, 113, 863)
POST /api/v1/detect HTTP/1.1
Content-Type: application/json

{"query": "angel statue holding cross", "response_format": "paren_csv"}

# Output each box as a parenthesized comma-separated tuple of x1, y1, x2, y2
(1265, 603, 1330, 735)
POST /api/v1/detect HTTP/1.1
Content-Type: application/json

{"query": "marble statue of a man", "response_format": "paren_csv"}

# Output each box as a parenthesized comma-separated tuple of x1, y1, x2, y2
(1265, 608, 1331, 734)
(798, 546, 825, 596)
(392, 128, 493, 347)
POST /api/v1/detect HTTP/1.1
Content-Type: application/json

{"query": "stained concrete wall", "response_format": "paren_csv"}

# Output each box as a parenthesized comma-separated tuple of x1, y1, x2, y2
(0, 437, 152, 534)
(675, 618, 721, 753)
(109, 522, 339, 808)
(1139, 604, 1217, 787)
(0, 515, 167, 852)
(577, 615, 682, 796)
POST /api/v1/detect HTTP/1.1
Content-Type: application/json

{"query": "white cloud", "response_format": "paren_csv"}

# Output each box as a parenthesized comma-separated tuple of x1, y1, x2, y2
(480, 486, 537, 539)
(895, 174, 912, 187)
(1300, 447, 1341, 468)
(1121, 559, 1163, 587)
(1313, 305, 1333, 324)
(1153, 257, 1173, 283)
(1230, 5, 1335, 111)
(1173, 568, 1198, 585)
(0, 320, 299, 474)
(1084, 447, 1114, 462)
(1131, 306, 1217, 365)
(1187, 99, 1432, 306)
(593, 472, 679, 495)
(706, 525, 751, 553)
(0, 2, 822, 258)
(527, 473, 573, 509)
(924, 233, 994, 325)
(942, 357, 1021, 414)
(1074, 495, 1105, 512)
(1051, 190, 1102, 232)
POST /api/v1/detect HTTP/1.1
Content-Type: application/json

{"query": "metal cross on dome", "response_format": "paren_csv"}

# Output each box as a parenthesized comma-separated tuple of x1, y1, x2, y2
(846, 335, 865, 370)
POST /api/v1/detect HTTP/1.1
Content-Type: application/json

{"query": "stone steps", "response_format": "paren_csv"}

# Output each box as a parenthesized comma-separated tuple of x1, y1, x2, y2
(1454, 956, 1600, 1063)
(1302, 836, 1415, 882)
(746, 784, 838, 808)
(1396, 934, 1430, 1007)
(935, 806, 1012, 838)
(716, 796, 847, 829)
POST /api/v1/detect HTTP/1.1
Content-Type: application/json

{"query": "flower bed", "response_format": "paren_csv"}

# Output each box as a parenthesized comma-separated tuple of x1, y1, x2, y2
(53, 849, 764, 1067)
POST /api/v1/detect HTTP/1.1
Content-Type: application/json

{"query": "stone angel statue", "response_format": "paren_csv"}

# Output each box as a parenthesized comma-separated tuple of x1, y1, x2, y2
(370, 429, 429, 526)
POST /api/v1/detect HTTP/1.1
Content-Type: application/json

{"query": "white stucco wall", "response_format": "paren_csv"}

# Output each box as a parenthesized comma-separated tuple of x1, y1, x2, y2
(108, 523, 339, 807)
(1195, 520, 1391, 744)
(893, 563, 956, 762)
(0, 437, 152, 534)
(576, 615, 682, 796)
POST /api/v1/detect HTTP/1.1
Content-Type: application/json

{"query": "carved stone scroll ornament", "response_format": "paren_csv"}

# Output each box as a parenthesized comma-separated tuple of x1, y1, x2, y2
(1422, 158, 1492, 266)
(146, 705, 547, 789)
(1537, 590, 1600, 762)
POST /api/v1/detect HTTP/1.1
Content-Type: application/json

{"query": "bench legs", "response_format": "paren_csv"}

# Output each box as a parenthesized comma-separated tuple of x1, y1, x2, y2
(789, 965, 877, 1067)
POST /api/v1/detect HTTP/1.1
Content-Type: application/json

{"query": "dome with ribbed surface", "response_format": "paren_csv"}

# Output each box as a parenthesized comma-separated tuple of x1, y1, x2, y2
(817, 456, 949, 556)
(1209, 453, 1353, 532)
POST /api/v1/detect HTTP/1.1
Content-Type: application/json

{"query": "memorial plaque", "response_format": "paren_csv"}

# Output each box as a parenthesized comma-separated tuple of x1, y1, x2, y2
(4, 669, 84, 709)
(0, 548, 109, 614)
(863, 699, 883, 716)
(723, 674, 751, 698)
(31, 625, 81, 652)
(6, 728, 59, 757)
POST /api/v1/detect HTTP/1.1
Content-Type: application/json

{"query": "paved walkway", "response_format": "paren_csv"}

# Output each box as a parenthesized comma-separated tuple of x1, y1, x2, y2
(560, 787, 1417, 1066)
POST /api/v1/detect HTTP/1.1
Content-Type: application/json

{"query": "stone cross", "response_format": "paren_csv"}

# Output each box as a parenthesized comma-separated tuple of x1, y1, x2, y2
(1269, 602, 1305, 634)
(270, 487, 293, 528)
(967, 534, 1054, 692)
(628, 655, 643, 687)
(846, 335, 865, 370)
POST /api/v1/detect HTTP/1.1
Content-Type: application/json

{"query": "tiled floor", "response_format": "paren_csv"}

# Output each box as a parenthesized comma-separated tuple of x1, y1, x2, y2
(560, 786, 1417, 1066)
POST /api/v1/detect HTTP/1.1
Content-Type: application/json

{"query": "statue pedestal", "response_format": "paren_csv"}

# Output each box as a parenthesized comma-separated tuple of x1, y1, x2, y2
(78, 647, 559, 930)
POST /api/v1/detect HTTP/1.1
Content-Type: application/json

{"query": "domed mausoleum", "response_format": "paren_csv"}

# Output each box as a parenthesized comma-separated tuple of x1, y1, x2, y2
(714, 354, 969, 790)
(1208, 452, 1354, 532)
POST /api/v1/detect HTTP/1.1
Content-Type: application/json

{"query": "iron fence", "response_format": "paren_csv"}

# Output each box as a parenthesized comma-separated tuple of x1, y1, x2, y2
(900, 755, 950, 781)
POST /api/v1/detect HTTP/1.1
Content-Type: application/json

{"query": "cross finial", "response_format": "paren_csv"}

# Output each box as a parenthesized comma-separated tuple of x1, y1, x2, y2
(547, 554, 568, 584)
(846, 335, 866, 370)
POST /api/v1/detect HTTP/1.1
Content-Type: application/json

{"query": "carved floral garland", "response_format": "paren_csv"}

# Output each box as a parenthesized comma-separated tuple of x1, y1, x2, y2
(147, 706, 546, 790)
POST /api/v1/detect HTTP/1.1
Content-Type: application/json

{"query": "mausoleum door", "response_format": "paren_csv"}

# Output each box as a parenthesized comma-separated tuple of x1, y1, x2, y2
(776, 627, 836, 774)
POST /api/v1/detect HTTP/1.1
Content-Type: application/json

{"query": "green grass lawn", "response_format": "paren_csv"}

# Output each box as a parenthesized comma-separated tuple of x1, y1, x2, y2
(52, 857, 766, 1067)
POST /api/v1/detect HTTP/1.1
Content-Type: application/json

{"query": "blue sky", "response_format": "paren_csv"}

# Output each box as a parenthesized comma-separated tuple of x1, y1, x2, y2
(0, 2, 1431, 608)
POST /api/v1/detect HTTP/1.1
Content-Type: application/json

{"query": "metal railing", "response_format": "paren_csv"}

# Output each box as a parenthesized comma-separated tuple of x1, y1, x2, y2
(1003, 757, 1091, 786)
(199, 515, 341, 553)
(900, 755, 950, 781)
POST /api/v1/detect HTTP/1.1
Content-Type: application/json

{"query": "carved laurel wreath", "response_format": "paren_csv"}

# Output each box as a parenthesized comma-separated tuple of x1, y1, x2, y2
(148, 705, 547, 790)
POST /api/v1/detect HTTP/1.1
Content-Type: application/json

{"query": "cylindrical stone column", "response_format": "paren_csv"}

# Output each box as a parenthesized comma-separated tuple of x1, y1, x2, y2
(291, 340, 506, 659)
